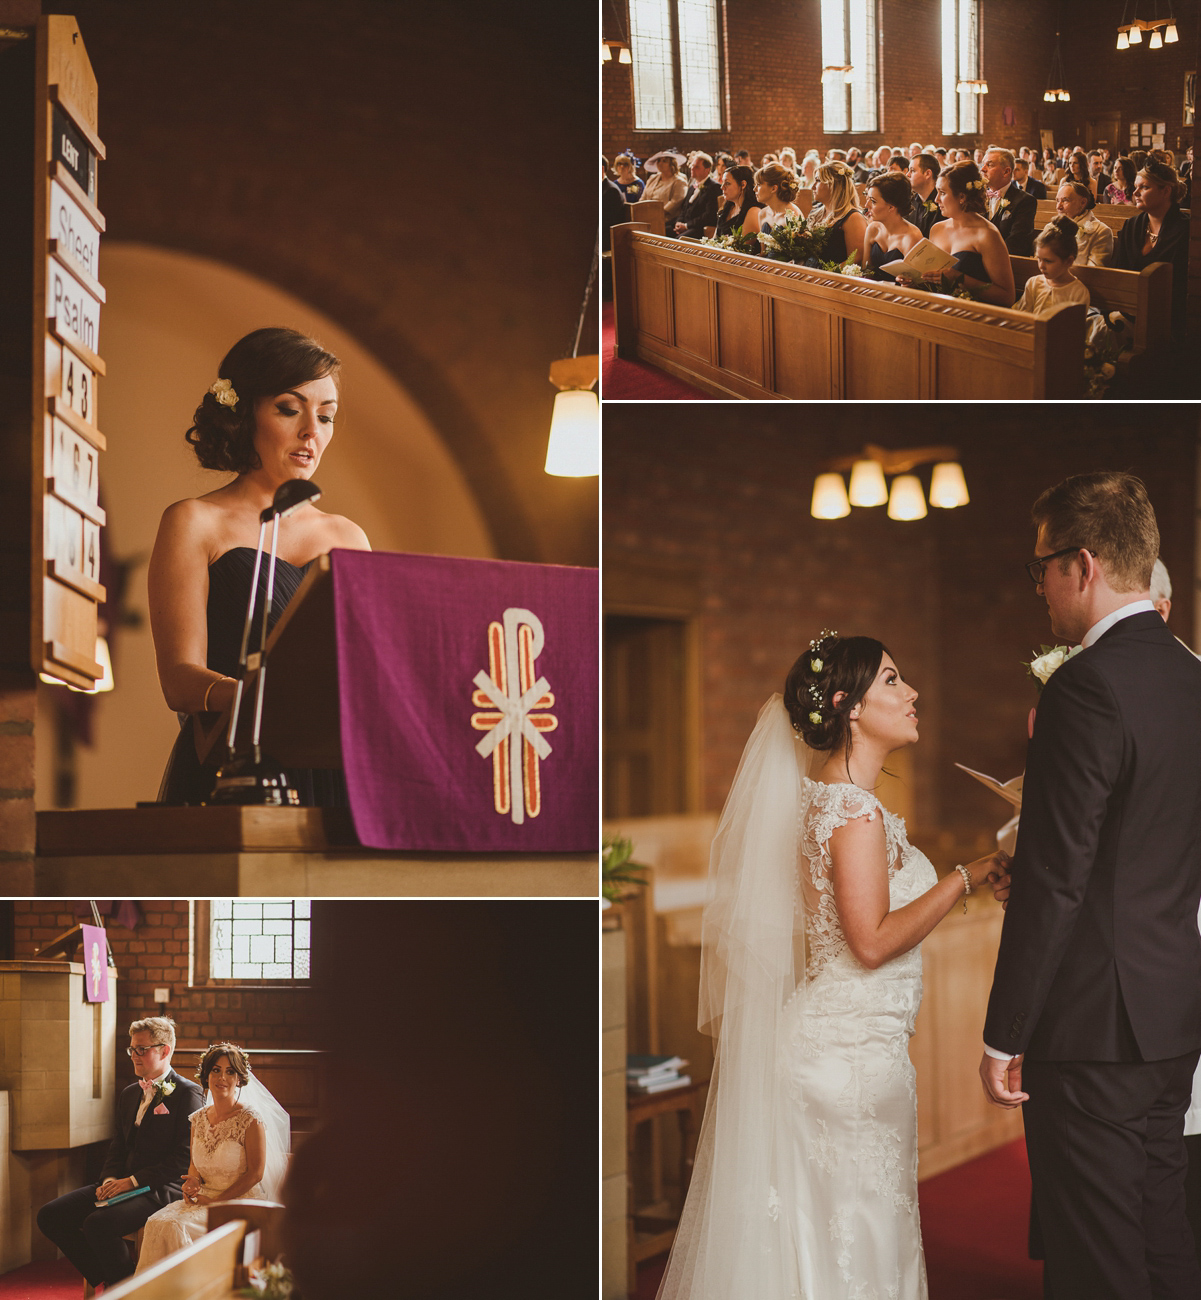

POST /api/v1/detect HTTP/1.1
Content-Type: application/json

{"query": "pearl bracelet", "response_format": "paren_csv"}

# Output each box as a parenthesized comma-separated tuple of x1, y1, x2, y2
(954, 864, 972, 912)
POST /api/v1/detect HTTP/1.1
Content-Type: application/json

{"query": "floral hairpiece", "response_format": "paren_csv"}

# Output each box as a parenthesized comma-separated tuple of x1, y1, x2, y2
(802, 629, 839, 725)
(966, 179, 985, 190)
(209, 378, 239, 408)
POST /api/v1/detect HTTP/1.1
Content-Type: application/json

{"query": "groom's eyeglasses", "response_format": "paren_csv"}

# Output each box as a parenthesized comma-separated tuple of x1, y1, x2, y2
(1024, 547, 1096, 586)
(126, 1044, 166, 1057)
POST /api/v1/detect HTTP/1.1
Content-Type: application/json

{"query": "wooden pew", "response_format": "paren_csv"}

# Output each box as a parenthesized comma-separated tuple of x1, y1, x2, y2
(1011, 256, 1173, 355)
(629, 199, 665, 236)
(611, 223, 1086, 400)
(208, 1200, 286, 1263)
(98, 1219, 246, 1300)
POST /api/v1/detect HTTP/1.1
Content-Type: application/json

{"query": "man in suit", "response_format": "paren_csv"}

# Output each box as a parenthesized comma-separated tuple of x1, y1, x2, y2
(980, 147, 1037, 255)
(37, 1017, 204, 1289)
(672, 152, 721, 239)
(981, 471, 1201, 1300)
(1013, 157, 1047, 200)
(1089, 150, 1113, 198)
(907, 153, 944, 237)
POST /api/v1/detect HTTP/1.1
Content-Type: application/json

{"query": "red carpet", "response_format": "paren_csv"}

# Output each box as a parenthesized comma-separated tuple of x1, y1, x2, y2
(0, 1260, 84, 1299)
(634, 1136, 1042, 1299)
(601, 301, 708, 401)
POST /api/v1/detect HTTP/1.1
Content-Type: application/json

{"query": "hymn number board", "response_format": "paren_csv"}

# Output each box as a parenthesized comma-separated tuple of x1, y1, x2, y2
(35, 18, 107, 690)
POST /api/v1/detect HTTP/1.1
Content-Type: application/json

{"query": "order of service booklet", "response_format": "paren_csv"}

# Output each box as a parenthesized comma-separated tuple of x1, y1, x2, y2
(875, 237, 957, 281)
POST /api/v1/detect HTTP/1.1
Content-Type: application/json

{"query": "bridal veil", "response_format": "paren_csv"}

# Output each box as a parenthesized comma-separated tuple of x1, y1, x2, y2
(658, 693, 816, 1299)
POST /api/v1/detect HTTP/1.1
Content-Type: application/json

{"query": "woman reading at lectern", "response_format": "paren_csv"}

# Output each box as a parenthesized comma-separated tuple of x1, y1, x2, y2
(148, 327, 370, 806)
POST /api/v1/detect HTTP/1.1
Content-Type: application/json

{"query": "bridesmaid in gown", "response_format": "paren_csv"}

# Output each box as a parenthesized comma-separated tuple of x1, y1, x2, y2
(861, 173, 923, 277)
(811, 160, 868, 266)
(149, 327, 371, 805)
(898, 159, 1015, 306)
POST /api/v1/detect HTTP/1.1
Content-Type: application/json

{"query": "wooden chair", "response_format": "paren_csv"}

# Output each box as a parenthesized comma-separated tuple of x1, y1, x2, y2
(86, 1219, 245, 1299)
(207, 1199, 286, 1264)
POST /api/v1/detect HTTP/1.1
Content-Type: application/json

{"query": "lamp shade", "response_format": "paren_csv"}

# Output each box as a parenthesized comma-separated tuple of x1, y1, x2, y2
(544, 390, 599, 476)
(602, 42, 612, 61)
(887, 474, 927, 521)
(1128, 23, 1142, 42)
(1117, 27, 1129, 47)
(1165, 22, 1178, 41)
(1149, 27, 1163, 47)
(618, 46, 631, 63)
(929, 461, 969, 508)
(848, 458, 888, 506)
(811, 473, 850, 519)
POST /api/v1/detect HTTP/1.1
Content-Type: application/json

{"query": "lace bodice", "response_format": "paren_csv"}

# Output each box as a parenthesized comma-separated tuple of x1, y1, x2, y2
(189, 1105, 264, 1196)
(798, 778, 938, 985)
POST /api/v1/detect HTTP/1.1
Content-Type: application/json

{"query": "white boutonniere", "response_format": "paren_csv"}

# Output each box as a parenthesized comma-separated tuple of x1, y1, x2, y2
(997, 198, 1010, 212)
(158, 1080, 176, 1098)
(1026, 644, 1082, 690)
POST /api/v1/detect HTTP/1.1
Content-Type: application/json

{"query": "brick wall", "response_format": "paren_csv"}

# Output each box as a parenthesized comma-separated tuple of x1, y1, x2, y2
(603, 411, 1197, 863)
(603, 0, 1195, 166)
(12, 901, 315, 1086)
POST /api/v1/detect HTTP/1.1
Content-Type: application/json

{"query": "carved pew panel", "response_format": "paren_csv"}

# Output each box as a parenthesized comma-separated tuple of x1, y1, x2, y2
(612, 224, 1086, 401)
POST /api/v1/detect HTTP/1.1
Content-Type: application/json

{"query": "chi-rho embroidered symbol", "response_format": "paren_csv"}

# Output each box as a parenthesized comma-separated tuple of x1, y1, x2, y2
(470, 608, 558, 823)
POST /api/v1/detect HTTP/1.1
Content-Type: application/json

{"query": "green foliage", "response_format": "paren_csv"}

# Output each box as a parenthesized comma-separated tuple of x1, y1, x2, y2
(603, 836, 648, 903)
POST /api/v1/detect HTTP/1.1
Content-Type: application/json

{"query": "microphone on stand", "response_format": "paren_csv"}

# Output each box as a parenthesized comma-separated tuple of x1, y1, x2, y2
(210, 479, 322, 806)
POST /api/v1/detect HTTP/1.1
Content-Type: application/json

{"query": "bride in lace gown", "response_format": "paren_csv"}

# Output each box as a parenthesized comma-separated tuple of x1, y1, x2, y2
(136, 1043, 289, 1272)
(658, 633, 1008, 1300)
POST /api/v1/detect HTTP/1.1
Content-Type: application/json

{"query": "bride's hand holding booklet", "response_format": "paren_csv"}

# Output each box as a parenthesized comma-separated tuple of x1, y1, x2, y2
(876, 238, 956, 282)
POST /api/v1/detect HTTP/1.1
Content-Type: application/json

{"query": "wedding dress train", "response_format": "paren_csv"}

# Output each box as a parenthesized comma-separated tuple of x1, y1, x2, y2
(658, 696, 935, 1300)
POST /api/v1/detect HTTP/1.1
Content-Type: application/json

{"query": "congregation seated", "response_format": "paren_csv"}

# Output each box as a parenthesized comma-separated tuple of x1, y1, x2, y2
(643, 153, 688, 228)
(862, 172, 923, 276)
(981, 147, 1036, 256)
(611, 153, 644, 203)
(1013, 157, 1047, 200)
(672, 152, 722, 239)
(1050, 181, 1113, 267)
(713, 165, 762, 239)
(1107, 157, 1191, 336)
(1014, 217, 1090, 315)
(896, 159, 1015, 306)
(907, 153, 945, 237)
(1106, 157, 1137, 206)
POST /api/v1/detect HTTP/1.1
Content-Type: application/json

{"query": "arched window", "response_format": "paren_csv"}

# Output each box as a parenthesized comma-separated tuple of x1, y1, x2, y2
(821, 0, 879, 134)
(629, 0, 723, 131)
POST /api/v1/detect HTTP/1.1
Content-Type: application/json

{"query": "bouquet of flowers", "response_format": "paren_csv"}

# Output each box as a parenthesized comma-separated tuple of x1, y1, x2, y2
(757, 213, 830, 265)
(1082, 310, 1135, 399)
(699, 226, 758, 254)
(817, 254, 866, 276)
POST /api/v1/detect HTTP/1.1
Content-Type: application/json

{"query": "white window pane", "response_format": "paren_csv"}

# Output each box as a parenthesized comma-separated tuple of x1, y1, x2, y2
(821, 0, 848, 133)
(274, 935, 293, 963)
(630, 0, 676, 130)
(233, 935, 249, 963)
(849, 0, 878, 133)
(250, 934, 273, 963)
(295, 920, 310, 949)
(211, 900, 232, 919)
(232, 964, 260, 980)
(262, 919, 291, 936)
(295, 950, 310, 979)
(959, 0, 980, 134)
(232, 920, 258, 935)
(232, 902, 262, 919)
(941, 0, 958, 134)
(262, 964, 291, 980)
(295, 901, 310, 918)
(262, 903, 292, 919)
(212, 950, 231, 979)
(677, 0, 720, 131)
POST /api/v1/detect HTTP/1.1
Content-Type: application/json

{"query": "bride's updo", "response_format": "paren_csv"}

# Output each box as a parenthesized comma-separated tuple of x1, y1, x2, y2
(186, 327, 341, 474)
(196, 1040, 251, 1090)
(783, 633, 889, 753)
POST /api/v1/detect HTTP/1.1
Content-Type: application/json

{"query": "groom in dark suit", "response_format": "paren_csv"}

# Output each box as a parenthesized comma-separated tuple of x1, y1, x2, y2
(981, 471, 1201, 1299)
(37, 1016, 203, 1288)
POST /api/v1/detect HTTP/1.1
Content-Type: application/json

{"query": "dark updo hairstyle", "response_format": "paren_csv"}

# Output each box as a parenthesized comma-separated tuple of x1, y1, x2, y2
(1058, 179, 1096, 211)
(755, 162, 800, 203)
(942, 159, 988, 215)
(1036, 215, 1079, 262)
(869, 172, 912, 214)
(186, 327, 342, 474)
(783, 634, 890, 769)
(196, 1041, 251, 1091)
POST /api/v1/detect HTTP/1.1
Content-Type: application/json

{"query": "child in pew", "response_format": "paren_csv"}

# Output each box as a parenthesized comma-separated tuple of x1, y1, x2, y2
(1014, 217, 1091, 314)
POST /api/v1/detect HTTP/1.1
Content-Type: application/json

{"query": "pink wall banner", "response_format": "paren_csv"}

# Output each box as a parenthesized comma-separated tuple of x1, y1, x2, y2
(81, 924, 110, 1002)
(330, 550, 598, 851)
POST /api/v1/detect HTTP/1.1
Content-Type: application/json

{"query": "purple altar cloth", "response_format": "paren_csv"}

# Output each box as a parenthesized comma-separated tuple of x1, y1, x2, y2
(330, 549, 598, 852)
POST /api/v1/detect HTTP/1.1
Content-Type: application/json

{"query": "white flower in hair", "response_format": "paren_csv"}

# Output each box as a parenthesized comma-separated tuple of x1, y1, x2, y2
(209, 378, 239, 408)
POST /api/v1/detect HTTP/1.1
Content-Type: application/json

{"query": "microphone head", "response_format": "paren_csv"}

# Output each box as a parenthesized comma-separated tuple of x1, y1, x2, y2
(260, 479, 322, 523)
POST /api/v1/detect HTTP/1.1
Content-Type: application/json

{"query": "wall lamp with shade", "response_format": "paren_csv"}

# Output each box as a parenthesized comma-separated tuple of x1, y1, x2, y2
(811, 444, 969, 521)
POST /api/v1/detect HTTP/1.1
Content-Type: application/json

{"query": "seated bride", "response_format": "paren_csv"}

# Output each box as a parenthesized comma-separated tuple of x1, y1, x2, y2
(135, 1042, 289, 1272)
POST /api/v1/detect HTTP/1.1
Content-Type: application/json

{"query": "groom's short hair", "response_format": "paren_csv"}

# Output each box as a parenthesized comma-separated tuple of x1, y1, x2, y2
(129, 1016, 176, 1049)
(1032, 471, 1159, 592)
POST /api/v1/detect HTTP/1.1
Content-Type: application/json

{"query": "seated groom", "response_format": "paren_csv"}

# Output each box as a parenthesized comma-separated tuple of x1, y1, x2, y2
(981, 146, 1036, 255)
(37, 1017, 203, 1289)
(672, 152, 721, 239)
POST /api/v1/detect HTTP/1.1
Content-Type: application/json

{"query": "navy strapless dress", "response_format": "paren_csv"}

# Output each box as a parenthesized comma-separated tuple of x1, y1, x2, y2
(950, 249, 991, 284)
(157, 547, 348, 807)
(869, 242, 905, 276)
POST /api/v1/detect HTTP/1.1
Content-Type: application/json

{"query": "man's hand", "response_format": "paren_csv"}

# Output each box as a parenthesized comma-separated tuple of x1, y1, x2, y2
(674, 221, 687, 233)
(990, 867, 1013, 910)
(979, 1052, 1029, 1108)
(96, 1176, 136, 1200)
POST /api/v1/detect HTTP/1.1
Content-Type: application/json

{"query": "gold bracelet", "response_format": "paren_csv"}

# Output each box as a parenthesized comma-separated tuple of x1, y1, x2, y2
(202, 677, 229, 712)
